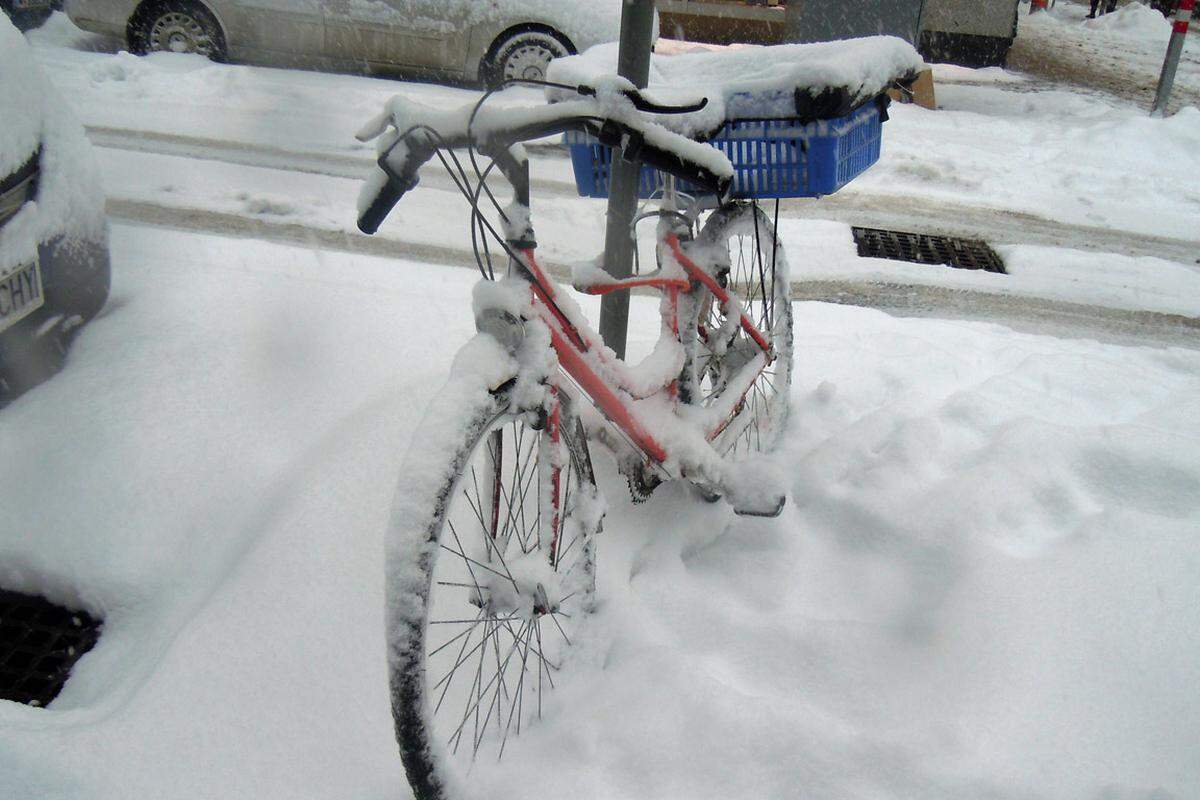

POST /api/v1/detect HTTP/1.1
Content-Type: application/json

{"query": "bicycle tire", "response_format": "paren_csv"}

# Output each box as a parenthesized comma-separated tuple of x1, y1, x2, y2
(386, 374, 600, 800)
(689, 202, 794, 457)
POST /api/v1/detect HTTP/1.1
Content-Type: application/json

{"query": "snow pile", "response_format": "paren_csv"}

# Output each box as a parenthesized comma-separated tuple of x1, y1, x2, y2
(652, 39, 755, 57)
(0, 17, 44, 177)
(549, 36, 925, 133)
(929, 63, 1030, 84)
(24, 10, 113, 52)
(1082, 2, 1173, 40)
(0, 14, 106, 273)
(468, 302, 1200, 800)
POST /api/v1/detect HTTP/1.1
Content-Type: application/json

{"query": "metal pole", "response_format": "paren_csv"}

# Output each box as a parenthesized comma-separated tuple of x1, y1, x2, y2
(599, 0, 655, 360)
(1151, 0, 1194, 117)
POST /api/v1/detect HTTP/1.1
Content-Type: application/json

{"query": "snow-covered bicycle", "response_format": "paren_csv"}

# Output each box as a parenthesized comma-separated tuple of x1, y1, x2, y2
(355, 37, 922, 800)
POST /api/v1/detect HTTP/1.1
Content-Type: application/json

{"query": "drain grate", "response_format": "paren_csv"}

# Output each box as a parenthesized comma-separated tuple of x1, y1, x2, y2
(852, 227, 1006, 274)
(0, 590, 102, 707)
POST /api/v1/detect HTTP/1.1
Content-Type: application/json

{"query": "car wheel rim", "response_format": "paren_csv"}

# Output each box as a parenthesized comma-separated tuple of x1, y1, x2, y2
(503, 43, 558, 82)
(149, 12, 213, 56)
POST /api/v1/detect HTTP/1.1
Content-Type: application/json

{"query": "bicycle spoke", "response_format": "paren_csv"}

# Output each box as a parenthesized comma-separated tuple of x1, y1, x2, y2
(549, 609, 572, 646)
(432, 608, 485, 716)
(429, 609, 485, 656)
(497, 428, 540, 554)
(446, 619, 530, 753)
(431, 617, 502, 695)
(440, 540, 518, 590)
(409, 405, 596, 779)
(498, 619, 535, 760)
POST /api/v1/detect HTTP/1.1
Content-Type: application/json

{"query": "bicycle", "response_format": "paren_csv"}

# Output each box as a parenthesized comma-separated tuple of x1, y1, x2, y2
(355, 50, 915, 799)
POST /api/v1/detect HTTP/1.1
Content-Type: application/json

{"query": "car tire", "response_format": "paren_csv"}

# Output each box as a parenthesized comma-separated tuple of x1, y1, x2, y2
(129, 0, 226, 61)
(482, 28, 572, 89)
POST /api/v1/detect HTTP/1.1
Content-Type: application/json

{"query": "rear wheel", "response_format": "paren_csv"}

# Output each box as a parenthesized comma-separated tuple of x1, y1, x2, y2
(688, 202, 793, 458)
(130, 0, 226, 60)
(388, 387, 600, 800)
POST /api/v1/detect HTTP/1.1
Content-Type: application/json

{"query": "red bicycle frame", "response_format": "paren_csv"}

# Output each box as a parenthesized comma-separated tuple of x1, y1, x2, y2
(516, 242, 774, 476)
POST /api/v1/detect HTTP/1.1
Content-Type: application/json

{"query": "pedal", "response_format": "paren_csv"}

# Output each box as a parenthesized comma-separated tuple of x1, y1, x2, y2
(732, 493, 786, 518)
(721, 459, 787, 518)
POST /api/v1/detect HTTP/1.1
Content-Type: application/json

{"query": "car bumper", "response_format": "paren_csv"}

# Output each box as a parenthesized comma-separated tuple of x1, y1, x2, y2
(0, 232, 110, 397)
(5, 3, 54, 32)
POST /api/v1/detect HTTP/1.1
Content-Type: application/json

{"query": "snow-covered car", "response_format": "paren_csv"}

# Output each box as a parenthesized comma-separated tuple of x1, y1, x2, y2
(63, 0, 629, 86)
(0, 0, 57, 32)
(0, 13, 110, 399)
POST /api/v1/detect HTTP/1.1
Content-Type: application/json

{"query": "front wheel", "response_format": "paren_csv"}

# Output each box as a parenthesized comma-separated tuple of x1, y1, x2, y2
(386, 380, 601, 800)
(688, 202, 794, 458)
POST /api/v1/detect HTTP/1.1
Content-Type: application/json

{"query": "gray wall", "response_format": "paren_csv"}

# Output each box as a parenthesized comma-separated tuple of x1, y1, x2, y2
(784, 0, 927, 45)
(920, 0, 1020, 39)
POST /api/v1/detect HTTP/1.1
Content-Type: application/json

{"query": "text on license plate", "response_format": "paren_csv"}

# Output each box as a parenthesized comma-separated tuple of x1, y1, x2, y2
(0, 258, 45, 335)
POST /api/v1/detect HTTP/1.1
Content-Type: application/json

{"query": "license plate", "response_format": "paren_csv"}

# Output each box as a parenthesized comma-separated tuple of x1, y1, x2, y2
(14, 0, 52, 9)
(0, 257, 45, 335)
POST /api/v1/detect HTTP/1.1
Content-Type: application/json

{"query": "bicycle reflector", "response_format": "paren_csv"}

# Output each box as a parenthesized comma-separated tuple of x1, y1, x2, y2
(475, 308, 526, 354)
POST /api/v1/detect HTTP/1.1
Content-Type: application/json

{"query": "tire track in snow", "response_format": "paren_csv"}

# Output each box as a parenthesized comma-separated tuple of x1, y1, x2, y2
(89, 124, 1200, 265)
(795, 279, 1200, 349)
(106, 198, 1200, 349)
(86, 125, 580, 198)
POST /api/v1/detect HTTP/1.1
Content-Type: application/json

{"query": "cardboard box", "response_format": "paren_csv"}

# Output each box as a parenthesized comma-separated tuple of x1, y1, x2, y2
(887, 67, 937, 110)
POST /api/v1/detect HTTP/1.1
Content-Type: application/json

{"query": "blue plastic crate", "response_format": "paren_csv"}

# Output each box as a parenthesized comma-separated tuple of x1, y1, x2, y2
(565, 102, 883, 200)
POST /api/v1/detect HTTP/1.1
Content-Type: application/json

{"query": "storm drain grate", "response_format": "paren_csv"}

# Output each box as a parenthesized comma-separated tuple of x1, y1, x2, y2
(0, 590, 102, 707)
(852, 227, 1007, 274)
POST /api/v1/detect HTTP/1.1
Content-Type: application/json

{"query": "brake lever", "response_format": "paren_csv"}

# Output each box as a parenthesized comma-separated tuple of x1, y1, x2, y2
(575, 84, 708, 115)
(626, 90, 708, 115)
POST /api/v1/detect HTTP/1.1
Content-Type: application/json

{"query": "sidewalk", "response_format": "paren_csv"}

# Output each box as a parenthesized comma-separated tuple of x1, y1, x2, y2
(1009, 0, 1200, 115)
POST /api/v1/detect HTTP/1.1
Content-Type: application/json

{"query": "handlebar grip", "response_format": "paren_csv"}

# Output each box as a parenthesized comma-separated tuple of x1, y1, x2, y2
(357, 174, 417, 235)
(636, 141, 731, 198)
(597, 122, 731, 199)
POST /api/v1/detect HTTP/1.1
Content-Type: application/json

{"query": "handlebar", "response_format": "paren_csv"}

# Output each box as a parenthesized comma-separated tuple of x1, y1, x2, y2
(355, 84, 730, 236)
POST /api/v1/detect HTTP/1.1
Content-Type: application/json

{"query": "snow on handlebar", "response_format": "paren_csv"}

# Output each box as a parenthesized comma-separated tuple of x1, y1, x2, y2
(354, 80, 734, 235)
